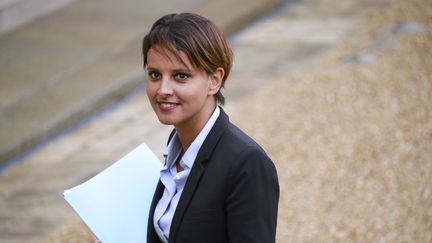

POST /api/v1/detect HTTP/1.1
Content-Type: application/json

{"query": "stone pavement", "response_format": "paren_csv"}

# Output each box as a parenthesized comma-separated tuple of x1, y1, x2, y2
(0, 0, 385, 242)
(0, 0, 282, 165)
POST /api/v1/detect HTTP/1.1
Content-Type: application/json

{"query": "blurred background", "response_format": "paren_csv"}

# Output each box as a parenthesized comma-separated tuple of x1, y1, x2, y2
(0, 0, 430, 242)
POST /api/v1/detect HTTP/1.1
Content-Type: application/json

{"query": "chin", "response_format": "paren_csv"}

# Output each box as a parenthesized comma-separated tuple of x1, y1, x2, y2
(158, 119, 174, 125)
(156, 115, 177, 126)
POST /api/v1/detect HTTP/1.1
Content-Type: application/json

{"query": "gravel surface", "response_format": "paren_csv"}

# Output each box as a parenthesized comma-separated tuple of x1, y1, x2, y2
(230, 0, 432, 241)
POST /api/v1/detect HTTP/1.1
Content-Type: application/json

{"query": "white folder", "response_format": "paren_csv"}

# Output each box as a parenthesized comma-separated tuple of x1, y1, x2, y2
(63, 143, 162, 243)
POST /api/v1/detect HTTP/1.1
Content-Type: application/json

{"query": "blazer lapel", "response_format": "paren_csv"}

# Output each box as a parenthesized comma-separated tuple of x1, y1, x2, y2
(147, 181, 165, 242)
(168, 162, 205, 242)
(168, 108, 230, 242)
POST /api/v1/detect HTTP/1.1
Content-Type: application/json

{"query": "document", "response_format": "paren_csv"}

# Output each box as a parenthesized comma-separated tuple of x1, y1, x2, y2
(63, 143, 162, 243)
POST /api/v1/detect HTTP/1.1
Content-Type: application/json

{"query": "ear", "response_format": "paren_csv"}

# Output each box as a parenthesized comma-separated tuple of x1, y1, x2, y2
(208, 67, 224, 95)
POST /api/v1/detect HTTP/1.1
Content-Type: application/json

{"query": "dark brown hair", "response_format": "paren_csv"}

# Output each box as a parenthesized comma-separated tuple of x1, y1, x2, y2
(142, 13, 233, 105)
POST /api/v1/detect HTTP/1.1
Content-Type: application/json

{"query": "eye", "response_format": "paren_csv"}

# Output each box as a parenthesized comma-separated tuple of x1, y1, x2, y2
(174, 73, 190, 82)
(147, 71, 161, 81)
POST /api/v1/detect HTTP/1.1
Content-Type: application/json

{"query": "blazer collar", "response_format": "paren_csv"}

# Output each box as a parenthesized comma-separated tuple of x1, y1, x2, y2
(168, 107, 230, 242)
(195, 107, 229, 163)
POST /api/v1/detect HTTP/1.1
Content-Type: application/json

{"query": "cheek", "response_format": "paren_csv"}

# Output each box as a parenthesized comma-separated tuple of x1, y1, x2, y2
(178, 86, 205, 102)
(184, 80, 211, 98)
(146, 82, 157, 98)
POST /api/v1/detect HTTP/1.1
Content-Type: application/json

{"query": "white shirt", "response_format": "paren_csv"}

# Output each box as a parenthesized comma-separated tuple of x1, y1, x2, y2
(153, 106, 220, 243)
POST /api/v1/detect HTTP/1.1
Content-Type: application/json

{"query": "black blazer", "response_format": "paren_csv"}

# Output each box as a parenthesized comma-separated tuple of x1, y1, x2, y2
(147, 108, 279, 243)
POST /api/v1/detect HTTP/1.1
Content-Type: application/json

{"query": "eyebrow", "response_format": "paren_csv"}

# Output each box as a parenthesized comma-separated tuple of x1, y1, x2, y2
(146, 66, 194, 74)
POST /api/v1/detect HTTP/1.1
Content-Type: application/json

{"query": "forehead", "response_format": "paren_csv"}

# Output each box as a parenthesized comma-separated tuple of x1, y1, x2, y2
(146, 46, 193, 71)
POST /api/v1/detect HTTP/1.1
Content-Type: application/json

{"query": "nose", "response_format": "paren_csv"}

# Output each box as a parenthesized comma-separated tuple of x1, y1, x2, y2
(157, 78, 174, 97)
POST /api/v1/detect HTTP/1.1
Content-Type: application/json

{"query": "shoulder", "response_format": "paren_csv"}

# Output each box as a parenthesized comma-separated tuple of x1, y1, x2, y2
(221, 122, 267, 157)
(217, 122, 276, 174)
(204, 108, 275, 173)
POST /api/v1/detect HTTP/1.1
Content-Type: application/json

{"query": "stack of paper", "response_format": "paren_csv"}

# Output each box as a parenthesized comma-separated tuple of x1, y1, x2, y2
(63, 143, 162, 243)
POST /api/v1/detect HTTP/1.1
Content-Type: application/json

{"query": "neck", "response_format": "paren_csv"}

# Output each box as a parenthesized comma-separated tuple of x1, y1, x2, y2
(175, 103, 216, 152)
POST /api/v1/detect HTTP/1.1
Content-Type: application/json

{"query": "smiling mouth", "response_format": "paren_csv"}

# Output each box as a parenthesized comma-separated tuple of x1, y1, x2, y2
(157, 102, 179, 111)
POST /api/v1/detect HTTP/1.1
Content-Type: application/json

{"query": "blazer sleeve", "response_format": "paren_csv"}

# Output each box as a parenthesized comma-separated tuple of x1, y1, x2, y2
(225, 146, 279, 243)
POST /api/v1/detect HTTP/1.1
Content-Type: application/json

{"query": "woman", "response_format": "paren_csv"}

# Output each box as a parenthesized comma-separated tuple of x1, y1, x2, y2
(143, 13, 279, 243)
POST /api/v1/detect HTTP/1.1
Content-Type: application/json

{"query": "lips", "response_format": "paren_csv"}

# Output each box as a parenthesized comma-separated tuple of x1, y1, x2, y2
(157, 101, 179, 111)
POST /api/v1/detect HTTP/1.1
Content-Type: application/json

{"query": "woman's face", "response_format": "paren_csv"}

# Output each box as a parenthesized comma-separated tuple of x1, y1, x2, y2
(145, 46, 220, 131)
